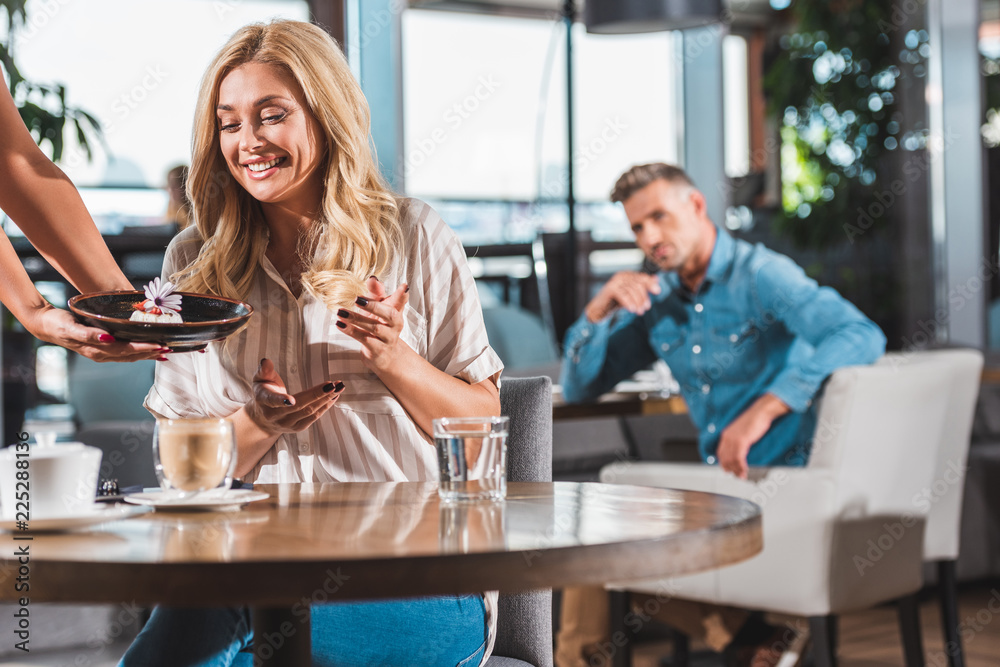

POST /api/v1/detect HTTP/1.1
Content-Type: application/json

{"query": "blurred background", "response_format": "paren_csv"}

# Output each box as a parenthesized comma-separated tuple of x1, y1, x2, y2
(6, 3, 1000, 664)
(0, 0, 992, 442)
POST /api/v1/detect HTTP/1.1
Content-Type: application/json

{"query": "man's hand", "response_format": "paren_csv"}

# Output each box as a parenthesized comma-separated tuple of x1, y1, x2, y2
(584, 271, 661, 323)
(716, 393, 790, 479)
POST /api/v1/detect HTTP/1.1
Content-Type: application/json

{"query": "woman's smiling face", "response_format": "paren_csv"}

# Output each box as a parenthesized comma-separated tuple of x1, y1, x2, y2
(216, 62, 326, 214)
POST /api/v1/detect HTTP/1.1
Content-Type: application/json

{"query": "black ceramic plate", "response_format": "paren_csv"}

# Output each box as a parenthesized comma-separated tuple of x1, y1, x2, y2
(68, 291, 254, 352)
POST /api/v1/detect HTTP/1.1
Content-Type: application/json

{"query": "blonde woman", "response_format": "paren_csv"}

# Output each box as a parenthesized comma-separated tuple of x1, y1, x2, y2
(121, 20, 503, 667)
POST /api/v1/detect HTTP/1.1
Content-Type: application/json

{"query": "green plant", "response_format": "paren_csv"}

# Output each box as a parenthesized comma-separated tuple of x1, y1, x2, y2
(760, 0, 937, 344)
(764, 0, 928, 249)
(0, 0, 102, 161)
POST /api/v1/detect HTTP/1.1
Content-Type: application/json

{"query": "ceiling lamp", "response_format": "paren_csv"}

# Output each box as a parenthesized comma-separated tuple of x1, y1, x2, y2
(584, 0, 725, 34)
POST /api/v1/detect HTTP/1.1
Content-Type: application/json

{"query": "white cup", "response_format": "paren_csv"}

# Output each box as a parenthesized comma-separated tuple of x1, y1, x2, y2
(0, 443, 103, 520)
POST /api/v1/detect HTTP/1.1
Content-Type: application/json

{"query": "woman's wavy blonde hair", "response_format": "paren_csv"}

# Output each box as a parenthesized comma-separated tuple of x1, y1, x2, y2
(175, 20, 402, 310)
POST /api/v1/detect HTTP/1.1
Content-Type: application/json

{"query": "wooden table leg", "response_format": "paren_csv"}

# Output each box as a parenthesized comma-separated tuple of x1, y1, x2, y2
(252, 606, 312, 666)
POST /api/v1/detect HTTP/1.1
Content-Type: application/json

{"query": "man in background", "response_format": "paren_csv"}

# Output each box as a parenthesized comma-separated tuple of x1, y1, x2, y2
(556, 163, 886, 667)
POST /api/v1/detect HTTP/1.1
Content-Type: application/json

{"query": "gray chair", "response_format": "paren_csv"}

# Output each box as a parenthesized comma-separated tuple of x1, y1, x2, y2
(76, 420, 158, 489)
(67, 355, 156, 424)
(482, 305, 560, 372)
(487, 376, 554, 667)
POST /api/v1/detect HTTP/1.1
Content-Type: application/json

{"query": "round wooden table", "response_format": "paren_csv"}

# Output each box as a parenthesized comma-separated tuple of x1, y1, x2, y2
(0, 481, 761, 664)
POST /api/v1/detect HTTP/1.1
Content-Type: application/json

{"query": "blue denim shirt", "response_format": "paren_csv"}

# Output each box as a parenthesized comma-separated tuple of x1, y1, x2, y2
(561, 229, 886, 466)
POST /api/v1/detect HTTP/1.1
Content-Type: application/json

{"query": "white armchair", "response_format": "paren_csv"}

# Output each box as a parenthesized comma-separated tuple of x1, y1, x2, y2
(599, 350, 982, 667)
(913, 349, 983, 667)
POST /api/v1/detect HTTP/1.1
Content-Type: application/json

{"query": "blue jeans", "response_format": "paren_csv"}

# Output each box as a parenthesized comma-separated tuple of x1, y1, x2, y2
(119, 595, 487, 667)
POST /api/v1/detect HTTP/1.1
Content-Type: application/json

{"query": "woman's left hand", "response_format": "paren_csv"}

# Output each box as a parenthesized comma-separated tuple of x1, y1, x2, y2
(336, 277, 410, 374)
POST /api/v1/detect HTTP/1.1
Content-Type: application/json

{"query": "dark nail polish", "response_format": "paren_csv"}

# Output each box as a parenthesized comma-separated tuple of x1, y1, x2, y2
(260, 358, 266, 365)
(370, 275, 380, 282)
(334, 381, 345, 393)
(98, 333, 115, 343)
(337, 309, 350, 319)
(323, 382, 335, 393)
(283, 398, 292, 406)
(157, 356, 169, 362)
(355, 296, 369, 306)
(336, 321, 347, 329)
(404, 284, 409, 293)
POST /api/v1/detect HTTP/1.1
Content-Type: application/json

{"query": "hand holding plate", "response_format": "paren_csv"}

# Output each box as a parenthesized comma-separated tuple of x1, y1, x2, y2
(30, 304, 165, 362)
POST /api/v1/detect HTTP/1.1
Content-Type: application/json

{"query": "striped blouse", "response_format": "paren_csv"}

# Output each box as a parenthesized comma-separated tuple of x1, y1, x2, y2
(143, 198, 504, 661)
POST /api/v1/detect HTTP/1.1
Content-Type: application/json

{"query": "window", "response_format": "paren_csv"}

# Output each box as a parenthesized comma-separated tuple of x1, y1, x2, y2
(5, 0, 309, 191)
(402, 10, 564, 202)
(723, 33, 751, 178)
(402, 9, 679, 227)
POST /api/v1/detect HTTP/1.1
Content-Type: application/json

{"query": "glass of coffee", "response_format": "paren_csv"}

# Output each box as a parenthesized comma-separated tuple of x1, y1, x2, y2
(153, 418, 237, 498)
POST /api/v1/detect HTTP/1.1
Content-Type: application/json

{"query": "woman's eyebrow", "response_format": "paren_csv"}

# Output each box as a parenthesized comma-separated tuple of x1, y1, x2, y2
(253, 95, 290, 107)
(216, 95, 292, 112)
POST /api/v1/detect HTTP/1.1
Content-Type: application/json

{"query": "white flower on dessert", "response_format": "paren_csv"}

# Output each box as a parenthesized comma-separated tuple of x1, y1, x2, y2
(142, 277, 183, 315)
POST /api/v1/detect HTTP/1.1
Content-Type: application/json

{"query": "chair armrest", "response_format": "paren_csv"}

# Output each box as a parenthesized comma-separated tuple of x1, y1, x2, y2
(599, 461, 923, 616)
(600, 461, 835, 512)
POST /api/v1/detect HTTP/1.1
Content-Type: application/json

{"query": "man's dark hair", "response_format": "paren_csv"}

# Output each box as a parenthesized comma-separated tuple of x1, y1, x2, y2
(611, 163, 695, 203)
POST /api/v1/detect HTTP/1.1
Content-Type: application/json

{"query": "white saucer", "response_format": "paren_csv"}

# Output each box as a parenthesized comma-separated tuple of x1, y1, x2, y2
(0, 504, 149, 533)
(124, 488, 270, 512)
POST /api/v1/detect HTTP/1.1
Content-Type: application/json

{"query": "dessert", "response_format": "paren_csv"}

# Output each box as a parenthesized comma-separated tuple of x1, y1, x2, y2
(130, 277, 183, 323)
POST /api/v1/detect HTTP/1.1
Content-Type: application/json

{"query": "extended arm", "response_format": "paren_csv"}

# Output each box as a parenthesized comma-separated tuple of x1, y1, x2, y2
(717, 255, 886, 477)
(0, 85, 130, 294)
(753, 256, 886, 411)
(0, 89, 161, 360)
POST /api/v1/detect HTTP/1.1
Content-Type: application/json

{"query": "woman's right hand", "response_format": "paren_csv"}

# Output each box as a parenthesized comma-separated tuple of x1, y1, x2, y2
(28, 304, 166, 362)
(245, 358, 344, 435)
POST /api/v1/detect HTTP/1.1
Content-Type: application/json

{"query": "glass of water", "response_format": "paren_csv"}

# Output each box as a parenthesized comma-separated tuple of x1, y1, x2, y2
(433, 416, 509, 503)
